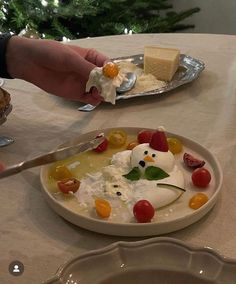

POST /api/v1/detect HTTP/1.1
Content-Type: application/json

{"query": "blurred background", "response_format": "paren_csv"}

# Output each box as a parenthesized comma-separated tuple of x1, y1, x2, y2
(0, 0, 236, 41)
(170, 0, 236, 35)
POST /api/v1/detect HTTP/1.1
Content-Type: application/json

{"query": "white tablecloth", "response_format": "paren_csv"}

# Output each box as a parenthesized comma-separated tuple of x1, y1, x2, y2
(1, 33, 236, 283)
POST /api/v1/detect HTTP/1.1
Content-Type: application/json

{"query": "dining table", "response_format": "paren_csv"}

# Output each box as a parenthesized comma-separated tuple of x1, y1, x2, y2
(1, 32, 236, 283)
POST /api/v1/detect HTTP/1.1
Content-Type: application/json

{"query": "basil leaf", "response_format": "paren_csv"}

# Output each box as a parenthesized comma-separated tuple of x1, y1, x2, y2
(145, 166, 169, 180)
(123, 167, 141, 181)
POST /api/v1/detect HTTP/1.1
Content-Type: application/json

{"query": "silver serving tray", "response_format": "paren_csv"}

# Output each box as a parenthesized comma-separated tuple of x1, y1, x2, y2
(78, 54, 205, 111)
(115, 53, 205, 100)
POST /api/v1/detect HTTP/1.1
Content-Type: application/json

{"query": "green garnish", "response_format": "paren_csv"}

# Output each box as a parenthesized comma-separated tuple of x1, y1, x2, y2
(156, 183, 186, 192)
(144, 166, 169, 180)
(123, 167, 141, 181)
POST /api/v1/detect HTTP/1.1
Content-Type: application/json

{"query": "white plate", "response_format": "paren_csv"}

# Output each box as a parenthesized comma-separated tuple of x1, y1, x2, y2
(43, 237, 236, 284)
(40, 127, 223, 237)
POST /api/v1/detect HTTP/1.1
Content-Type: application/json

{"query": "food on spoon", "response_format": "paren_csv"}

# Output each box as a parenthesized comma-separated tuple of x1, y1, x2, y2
(183, 152, 205, 169)
(189, 193, 209, 210)
(86, 61, 126, 105)
(191, 168, 211, 188)
(144, 46, 180, 81)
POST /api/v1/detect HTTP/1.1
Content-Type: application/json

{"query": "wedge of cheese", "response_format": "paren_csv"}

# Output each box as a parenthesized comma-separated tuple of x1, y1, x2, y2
(144, 46, 180, 81)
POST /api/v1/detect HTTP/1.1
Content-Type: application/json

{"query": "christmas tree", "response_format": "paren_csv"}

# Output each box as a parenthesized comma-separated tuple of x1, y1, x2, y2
(0, 0, 200, 40)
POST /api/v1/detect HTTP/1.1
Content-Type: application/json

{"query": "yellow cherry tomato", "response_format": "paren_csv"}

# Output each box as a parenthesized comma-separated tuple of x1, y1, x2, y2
(95, 198, 111, 218)
(189, 193, 209, 210)
(167, 137, 183, 154)
(126, 141, 139, 150)
(50, 165, 73, 181)
(108, 130, 127, 148)
(102, 62, 119, 78)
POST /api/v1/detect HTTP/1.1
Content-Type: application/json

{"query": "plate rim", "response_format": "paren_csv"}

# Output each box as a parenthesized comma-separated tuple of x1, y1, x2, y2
(40, 127, 223, 237)
(43, 236, 236, 284)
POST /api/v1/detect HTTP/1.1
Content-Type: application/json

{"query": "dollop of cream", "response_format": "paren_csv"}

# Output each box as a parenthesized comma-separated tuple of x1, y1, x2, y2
(86, 67, 126, 105)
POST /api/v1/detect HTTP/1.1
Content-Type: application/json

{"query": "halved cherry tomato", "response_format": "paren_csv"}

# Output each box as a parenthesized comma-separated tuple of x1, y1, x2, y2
(189, 193, 208, 209)
(192, 168, 211, 188)
(95, 198, 111, 218)
(108, 130, 127, 148)
(126, 141, 139, 150)
(137, 130, 153, 144)
(57, 178, 80, 194)
(133, 200, 155, 223)
(50, 165, 73, 181)
(167, 137, 183, 154)
(93, 137, 109, 153)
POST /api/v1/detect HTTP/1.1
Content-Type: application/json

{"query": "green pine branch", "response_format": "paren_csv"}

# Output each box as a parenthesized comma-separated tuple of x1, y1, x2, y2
(0, 0, 200, 39)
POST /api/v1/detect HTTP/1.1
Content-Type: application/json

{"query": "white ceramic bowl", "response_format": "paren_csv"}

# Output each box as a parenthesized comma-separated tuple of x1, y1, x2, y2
(44, 237, 236, 284)
(40, 127, 223, 236)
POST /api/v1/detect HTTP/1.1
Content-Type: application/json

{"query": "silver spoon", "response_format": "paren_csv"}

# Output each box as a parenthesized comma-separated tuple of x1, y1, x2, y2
(0, 136, 14, 147)
(78, 72, 137, 112)
(116, 72, 137, 93)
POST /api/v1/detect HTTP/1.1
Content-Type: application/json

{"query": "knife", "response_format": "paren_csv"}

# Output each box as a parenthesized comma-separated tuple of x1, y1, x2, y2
(0, 136, 104, 179)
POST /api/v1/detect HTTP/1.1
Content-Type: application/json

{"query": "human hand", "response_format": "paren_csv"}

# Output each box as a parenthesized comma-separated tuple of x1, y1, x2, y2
(6, 36, 109, 105)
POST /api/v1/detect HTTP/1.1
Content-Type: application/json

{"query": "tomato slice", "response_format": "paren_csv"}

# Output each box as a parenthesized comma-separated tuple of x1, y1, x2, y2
(167, 137, 183, 154)
(108, 130, 127, 148)
(57, 178, 80, 194)
(50, 165, 73, 181)
(93, 137, 109, 153)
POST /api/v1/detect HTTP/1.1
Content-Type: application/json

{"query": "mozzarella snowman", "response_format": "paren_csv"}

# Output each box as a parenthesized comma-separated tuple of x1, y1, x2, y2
(131, 129, 174, 173)
(76, 129, 185, 222)
(128, 129, 185, 209)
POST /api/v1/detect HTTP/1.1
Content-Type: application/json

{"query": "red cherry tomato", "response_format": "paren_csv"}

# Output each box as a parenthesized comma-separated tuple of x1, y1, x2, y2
(57, 178, 81, 194)
(93, 137, 108, 153)
(191, 168, 211, 188)
(133, 200, 155, 223)
(137, 130, 154, 144)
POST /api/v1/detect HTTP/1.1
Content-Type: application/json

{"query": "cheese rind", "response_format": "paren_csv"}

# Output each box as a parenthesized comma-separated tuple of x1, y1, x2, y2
(144, 46, 180, 81)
